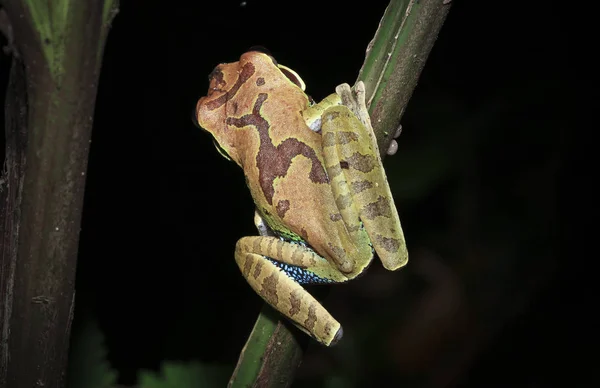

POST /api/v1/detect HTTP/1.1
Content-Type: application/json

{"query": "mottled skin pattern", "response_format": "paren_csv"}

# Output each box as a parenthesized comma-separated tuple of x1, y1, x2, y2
(196, 51, 408, 346)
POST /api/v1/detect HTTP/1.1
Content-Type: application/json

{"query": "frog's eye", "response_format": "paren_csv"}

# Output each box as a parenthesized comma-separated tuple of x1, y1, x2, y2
(278, 64, 306, 91)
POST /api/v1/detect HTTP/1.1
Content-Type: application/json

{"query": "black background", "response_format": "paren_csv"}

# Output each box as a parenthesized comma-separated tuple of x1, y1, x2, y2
(1, 0, 594, 386)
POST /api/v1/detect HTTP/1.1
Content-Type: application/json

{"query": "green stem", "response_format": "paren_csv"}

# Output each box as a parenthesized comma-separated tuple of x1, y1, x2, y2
(228, 305, 307, 388)
(358, 0, 451, 155)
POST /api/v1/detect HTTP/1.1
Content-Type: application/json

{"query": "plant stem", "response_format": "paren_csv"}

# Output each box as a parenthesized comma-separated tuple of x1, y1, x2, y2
(0, 1, 118, 386)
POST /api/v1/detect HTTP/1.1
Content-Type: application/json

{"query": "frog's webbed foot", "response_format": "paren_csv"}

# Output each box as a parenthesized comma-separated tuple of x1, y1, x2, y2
(235, 235, 348, 346)
(334, 81, 384, 160)
(386, 124, 403, 156)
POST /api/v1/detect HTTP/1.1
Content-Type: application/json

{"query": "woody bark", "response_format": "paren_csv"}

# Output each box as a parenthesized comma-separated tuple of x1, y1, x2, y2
(0, 1, 118, 387)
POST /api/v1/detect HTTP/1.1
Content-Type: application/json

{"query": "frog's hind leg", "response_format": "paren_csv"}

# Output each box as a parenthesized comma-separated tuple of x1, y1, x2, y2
(321, 82, 408, 271)
(235, 235, 348, 346)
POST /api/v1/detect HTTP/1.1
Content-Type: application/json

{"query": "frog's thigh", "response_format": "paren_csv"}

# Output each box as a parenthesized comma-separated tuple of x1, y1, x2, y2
(321, 106, 408, 271)
(235, 236, 344, 346)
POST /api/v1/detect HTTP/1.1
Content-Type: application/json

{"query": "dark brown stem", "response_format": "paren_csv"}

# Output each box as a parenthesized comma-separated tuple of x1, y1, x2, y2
(0, 1, 118, 386)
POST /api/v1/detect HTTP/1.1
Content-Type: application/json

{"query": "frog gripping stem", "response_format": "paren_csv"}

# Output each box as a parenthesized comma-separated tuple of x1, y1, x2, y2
(235, 236, 344, 346)
(196, 51, 409, 348)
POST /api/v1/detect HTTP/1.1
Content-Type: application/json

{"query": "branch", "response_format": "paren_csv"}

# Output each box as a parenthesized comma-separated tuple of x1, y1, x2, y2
(359, 0, 451, 156)
(0, 1, 119, 387)
(227, 1, 451, 387)
(228, 305, 308, 387)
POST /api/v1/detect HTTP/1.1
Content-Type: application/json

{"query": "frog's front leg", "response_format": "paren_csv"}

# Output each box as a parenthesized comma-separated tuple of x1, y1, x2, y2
(235, 236, 347, 346)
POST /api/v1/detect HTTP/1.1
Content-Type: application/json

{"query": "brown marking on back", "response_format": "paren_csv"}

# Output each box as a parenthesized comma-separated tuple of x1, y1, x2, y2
(362, 196, 393, 220)
(300, 228, 308, 241)
(227, 93, 328, 205)
(205, 62, 255, 111)
(351, 180, 374, 194)
(289, 289, 302, 317)
(304, 303, 318, 331)
(276, 199, 290, 218)
(374, 234, 400, 253)
(340, 161, 349, 170)
(324, 321, 333, 337)
(262, 271, 279, 305)
(253, 259, 264, 279)
(256, 77, 265, 86)
(343, 152, 376, 173)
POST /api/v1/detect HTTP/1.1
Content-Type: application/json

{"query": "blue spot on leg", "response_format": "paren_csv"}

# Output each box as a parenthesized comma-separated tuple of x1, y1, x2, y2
(265, 257, 335, 285)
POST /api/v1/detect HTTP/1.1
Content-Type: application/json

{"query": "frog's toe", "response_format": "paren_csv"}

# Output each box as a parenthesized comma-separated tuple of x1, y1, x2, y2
(339, 260, 354, 274)
(330, 326, 344, 346)
(387, 139, 399, 156)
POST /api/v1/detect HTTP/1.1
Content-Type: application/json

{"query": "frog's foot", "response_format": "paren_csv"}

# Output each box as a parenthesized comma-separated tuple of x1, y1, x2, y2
(387, 140, 398, 155)
(394, 124, 403, 139)
(335, 81, 373, 131)
(235, 236, 347, 346)
(386, 124, 404, 156)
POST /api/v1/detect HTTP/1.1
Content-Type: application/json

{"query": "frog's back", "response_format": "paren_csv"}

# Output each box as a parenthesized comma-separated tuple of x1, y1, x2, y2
(197, 51, 371, 274)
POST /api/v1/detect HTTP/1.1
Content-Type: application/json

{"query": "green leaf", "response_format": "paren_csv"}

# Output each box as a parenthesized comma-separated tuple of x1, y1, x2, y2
(138, 361, 232, 388)
(67, 316, 118, 388)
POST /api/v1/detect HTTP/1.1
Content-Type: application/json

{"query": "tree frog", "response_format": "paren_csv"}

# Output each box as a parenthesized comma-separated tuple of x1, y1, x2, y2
(195, 50, 408, 346)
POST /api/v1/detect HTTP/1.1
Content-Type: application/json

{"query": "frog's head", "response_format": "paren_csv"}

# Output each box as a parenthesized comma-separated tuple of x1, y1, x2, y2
(195, 49, 310, 164)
